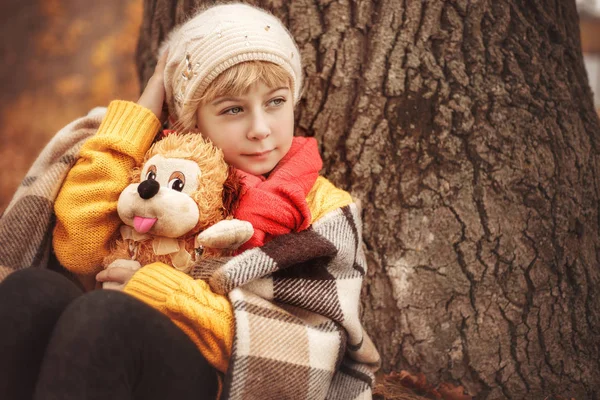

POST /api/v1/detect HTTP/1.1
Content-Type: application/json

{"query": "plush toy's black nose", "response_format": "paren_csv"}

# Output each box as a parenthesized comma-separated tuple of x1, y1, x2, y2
(138, 180, 160, 199)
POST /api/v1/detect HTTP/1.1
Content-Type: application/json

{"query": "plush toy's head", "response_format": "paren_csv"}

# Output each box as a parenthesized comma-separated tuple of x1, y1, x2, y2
(116, 133, 239, 239)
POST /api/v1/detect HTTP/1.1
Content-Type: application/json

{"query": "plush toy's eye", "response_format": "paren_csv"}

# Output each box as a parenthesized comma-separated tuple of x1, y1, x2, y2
(145, 165, 157, 181)
(168, 171, 185, 192)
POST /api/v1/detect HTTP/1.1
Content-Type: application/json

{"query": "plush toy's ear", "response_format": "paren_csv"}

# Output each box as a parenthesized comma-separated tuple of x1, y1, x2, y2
(222, 166, 243, 218)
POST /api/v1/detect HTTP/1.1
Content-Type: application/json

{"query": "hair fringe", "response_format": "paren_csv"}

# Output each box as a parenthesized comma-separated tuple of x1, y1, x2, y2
(196, 61, 293, 106)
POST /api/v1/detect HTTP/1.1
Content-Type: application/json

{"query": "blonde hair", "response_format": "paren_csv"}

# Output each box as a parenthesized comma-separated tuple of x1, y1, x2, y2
(171, 61, 293, 131)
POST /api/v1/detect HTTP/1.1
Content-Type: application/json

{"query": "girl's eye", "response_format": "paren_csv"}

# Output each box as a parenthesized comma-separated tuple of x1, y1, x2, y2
(224, 107, 243, 115)
(270, 98, 285, 106)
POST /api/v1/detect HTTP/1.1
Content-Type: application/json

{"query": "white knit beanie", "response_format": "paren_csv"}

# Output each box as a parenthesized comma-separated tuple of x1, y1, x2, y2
(161, 3, 302, 130)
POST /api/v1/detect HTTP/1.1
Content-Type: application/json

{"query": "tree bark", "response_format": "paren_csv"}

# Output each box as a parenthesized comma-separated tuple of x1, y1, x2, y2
(137, 0, 600, 398)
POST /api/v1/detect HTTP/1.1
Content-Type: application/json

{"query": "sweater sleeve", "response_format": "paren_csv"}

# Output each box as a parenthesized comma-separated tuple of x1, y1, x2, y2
(305, 176, 353, 223)
(53, 101, 161, 281)
(124, 262, 234, 373)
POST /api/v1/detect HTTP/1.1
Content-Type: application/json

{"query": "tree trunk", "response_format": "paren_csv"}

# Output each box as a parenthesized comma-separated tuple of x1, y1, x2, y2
(136, 0, 600, 398)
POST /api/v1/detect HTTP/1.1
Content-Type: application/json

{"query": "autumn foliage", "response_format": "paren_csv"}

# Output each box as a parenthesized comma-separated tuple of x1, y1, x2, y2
(1, 0, 142, 213)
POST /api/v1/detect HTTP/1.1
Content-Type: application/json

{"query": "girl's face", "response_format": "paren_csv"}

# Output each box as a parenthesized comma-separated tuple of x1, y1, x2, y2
(195, 82, 294, 176)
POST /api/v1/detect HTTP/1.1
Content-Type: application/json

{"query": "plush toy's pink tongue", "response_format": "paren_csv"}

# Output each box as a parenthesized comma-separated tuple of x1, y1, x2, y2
(133, 216, 157, 233)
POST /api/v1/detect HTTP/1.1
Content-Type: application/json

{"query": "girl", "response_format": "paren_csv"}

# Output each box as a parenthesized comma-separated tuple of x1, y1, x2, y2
(0, 3, 379, 399)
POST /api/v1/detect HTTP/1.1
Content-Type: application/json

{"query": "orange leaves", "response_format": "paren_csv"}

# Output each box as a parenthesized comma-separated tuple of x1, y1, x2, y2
(373, 370, 473, 400)
(394, 371, 430, 393)
(437, 382, 473, 400)
(374, 370, 579, 400)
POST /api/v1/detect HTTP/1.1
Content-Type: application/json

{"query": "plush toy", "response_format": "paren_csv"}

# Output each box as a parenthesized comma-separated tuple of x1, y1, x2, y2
(102, 133, 253, 289)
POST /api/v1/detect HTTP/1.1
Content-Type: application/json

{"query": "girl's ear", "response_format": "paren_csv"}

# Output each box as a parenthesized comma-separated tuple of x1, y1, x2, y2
(222, 166, 243, 217)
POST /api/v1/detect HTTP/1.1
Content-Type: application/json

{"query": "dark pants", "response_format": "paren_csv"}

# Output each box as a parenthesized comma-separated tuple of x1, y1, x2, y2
(0, 268, 219, 400)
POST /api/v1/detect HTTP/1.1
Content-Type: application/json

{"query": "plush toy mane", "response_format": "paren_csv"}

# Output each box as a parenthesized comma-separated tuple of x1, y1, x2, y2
(131, 134, 234, 233)
(104, 133, 242, 271)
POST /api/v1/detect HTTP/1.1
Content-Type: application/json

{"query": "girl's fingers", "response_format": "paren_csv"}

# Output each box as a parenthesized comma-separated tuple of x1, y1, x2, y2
(155, 48, 169, 74)
(137, 48, 169, 121)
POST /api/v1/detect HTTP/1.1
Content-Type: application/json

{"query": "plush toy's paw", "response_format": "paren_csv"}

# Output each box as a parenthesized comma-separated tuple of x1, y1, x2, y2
(102, 259, 141, 290)
(195, 219, 254, 250)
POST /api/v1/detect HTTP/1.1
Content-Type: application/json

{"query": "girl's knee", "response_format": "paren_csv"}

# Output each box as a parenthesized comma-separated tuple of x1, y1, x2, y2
(0, 268, 81, 310)
(47, 291, 159, 365)
(58, 290, 151, 332)
(3, 267, 67, 288)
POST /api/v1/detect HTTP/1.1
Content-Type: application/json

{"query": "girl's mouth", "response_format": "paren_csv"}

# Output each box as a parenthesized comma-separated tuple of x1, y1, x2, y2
(244, 149, 273, 159)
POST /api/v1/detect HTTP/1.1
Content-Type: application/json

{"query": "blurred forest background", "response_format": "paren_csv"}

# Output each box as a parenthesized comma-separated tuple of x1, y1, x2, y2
(0, 0, 599, 213)
(0, 0, 142, 213)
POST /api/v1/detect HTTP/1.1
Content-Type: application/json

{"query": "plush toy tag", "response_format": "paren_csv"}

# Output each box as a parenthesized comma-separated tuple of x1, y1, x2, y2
(152, 237, 180, 255)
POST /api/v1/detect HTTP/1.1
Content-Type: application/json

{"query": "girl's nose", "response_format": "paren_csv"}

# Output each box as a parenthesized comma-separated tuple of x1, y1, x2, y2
(247, 112, 270, 140)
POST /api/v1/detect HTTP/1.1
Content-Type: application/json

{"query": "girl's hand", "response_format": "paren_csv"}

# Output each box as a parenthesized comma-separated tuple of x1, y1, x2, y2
(137, 49, 169, 123)
(96, 259, 141, 291)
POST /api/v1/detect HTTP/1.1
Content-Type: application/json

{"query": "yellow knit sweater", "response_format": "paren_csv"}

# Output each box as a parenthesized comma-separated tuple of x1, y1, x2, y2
(53, 100, 353, 373)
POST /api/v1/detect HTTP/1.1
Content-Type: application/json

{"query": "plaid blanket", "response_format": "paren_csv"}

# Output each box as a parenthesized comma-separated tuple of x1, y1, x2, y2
(0, 108, 106, 280)
(0, 109, 380, 399)
(194, 204, 381, 400)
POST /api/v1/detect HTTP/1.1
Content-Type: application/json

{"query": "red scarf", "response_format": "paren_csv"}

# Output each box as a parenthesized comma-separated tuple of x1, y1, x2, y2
(234, 137, 322, 250)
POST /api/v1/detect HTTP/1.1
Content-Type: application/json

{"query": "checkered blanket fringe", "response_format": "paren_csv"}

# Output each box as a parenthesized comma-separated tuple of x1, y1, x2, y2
(0, 109, 105, 280)
(202, 204, 381, 400)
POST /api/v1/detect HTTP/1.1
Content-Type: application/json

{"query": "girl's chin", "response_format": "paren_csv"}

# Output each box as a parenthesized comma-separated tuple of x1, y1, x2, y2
(239, 166, 275, 176)
(234, 160, 278, 176)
